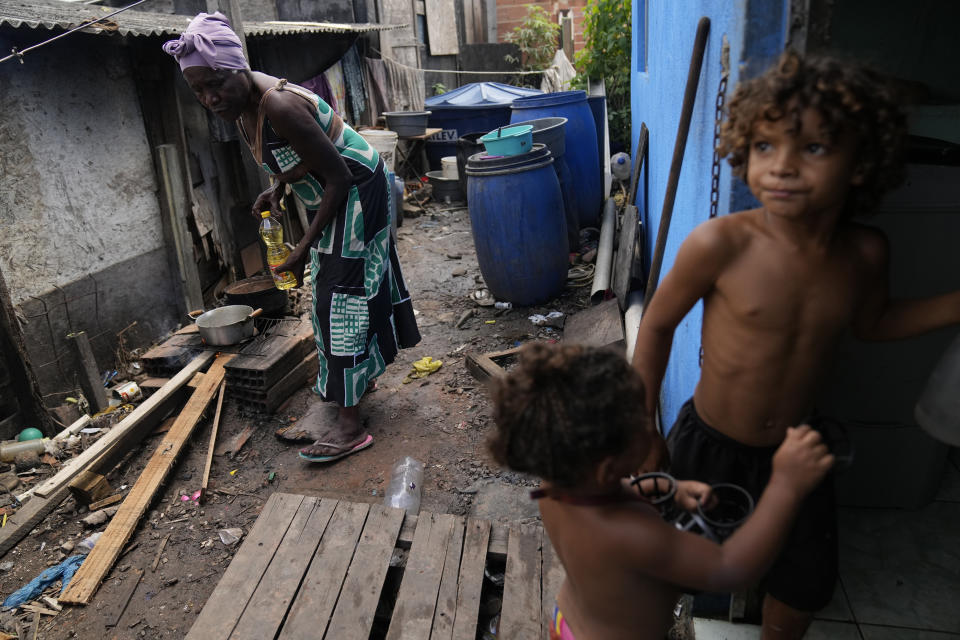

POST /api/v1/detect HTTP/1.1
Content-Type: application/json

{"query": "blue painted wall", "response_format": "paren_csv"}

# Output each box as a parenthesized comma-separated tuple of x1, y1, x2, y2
(631, 0, 787, 431)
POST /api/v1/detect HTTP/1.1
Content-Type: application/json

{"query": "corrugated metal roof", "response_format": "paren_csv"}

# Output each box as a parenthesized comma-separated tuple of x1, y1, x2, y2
(0, 0, 405, 37)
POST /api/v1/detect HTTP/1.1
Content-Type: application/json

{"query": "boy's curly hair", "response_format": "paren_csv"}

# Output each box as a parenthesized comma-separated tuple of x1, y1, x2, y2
(718, 51, 907, 217)
(488, 343, 647, 487)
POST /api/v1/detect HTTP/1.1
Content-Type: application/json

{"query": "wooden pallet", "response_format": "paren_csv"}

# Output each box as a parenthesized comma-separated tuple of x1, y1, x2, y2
(187, 493, 565, 640)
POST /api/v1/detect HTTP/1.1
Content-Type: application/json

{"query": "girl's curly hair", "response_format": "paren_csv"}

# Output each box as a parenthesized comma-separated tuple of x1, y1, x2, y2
(488, 343, 647, 487)
(718, 51, 907, 218)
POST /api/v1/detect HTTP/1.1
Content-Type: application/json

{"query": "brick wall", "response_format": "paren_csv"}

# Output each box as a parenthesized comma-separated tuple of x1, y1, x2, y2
(496, 0, 590, 56)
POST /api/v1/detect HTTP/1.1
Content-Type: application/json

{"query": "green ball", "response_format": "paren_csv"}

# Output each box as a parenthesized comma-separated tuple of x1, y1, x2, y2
(17, 428, 43, 442)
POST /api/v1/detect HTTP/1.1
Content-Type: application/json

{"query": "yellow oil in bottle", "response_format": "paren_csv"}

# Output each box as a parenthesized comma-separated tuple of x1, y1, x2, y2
(259, 211, 298, 290)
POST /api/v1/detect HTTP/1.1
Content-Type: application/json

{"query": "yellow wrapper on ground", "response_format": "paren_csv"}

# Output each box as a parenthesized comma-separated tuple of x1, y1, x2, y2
(403, 356, 443, 383)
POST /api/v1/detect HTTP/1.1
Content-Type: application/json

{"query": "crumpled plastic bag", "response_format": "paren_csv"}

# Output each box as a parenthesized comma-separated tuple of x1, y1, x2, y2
(528, 311, 565, 328)
(2, 554, 85, 609)
(403, 356, 443, 384)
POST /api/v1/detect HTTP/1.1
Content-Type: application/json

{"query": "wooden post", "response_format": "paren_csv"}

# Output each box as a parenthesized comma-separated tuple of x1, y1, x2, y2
(157, 145, 205, 313)
(206, 0, 249, 61)
(561, 14, 574, 62)
(66, 331, 108, 413)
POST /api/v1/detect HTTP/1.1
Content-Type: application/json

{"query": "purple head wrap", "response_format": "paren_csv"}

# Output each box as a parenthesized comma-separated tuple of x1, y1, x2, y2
(162, 12, 249, 72)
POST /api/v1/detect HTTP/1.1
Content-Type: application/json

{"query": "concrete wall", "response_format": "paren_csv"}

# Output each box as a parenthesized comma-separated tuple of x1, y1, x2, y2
(0, 30, 181, 396)
(630, 0, 786, 430)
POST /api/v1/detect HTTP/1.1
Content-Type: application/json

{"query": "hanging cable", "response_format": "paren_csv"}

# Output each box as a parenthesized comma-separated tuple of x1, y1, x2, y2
(0, 0, 151, 65)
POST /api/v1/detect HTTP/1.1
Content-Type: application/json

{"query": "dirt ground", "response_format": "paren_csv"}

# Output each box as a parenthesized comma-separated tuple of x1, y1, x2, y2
(0, 201, 595, 638)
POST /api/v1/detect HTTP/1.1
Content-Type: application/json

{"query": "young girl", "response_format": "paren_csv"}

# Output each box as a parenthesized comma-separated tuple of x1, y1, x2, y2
(489, 343, 833, 640)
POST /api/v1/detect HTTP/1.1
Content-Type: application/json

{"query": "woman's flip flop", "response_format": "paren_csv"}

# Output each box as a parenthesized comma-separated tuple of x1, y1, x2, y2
(298, 434, 374, 462)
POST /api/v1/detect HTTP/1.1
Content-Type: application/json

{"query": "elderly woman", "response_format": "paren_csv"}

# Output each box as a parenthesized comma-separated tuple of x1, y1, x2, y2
(163, 13, 420, 462)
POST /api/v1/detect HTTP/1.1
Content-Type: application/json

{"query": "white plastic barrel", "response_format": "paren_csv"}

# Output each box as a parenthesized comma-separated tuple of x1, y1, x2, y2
(441, 155, 459, 180)
(359, 129, 399, 172)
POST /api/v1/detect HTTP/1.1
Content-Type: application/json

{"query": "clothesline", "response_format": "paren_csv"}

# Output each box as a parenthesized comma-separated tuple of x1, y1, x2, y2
(372, 47, 547, 76)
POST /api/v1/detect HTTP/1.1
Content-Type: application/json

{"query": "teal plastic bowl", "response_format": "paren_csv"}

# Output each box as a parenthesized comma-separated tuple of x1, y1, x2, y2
(480, 125, 534, 156)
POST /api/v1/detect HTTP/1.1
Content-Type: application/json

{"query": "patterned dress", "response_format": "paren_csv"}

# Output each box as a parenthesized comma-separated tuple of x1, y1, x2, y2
(243, 80, 420, 407)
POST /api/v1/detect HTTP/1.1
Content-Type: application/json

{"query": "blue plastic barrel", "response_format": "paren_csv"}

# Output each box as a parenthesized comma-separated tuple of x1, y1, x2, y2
(425, 83, 542, 170)
(510, 91, 602, 227)
(509, 117, 578, 252)
(466, 144, 568, 305)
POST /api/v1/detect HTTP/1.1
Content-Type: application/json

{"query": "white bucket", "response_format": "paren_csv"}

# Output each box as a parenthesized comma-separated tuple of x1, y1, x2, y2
(441, 156, 459, 180)
(359, 129, 399, 172)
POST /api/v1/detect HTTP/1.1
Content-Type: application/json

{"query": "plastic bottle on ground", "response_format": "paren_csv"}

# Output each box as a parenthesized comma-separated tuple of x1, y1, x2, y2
(259, 211, 298, 290)
(383, 456, 424, 513)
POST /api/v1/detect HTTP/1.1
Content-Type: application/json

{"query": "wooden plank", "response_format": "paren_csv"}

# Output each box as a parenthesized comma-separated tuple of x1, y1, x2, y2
(0, 487, 69, 557)
(450, 519, 490, 640)
(563, 297, 625, 349)
(66, 331, 108, 413)
(612, 204, 639, 307)
(400, 513, 506, 559)
(464, 346, 522, 383)
(540, 533, 565, 640)
(33, 351, 215, 499)
(386, 513, 456, 640)
(279, 501, 371, 640)
(425, 0, 459, 55)
(67, 471, 112, 505)
(60, 354, 233, 605)
(89, 494, 124, 511)
(324, 505, 405, 640)
(230, 497, 338, 639)
(430, 516, 465, 640)
(199, 382, 225, 502)
(186, 493, 304, 640)
(499, 524, 542, 640)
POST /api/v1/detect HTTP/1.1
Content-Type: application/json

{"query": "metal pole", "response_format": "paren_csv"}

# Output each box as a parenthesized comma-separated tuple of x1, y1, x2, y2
(590, 198, 618, 304)
(643, 17, 710, 310)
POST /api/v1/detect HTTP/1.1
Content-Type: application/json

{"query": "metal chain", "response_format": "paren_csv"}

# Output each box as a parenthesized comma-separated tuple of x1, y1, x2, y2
(708, 36, 731, 220)
(702, 37, 731, 368)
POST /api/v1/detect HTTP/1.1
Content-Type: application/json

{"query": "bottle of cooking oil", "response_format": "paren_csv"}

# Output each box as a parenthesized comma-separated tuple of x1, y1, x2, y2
(259, 211, 297, 290)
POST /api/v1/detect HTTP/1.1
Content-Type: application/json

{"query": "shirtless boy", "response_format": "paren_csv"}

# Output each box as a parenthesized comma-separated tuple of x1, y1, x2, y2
(633, 52, 960, 638)
(489, 343, 833, 640)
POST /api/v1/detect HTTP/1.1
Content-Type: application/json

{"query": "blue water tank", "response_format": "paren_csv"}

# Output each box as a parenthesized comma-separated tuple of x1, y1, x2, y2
(465, 144, 568, 305)
(510, 91, 602, 227)
(425, 82, 542, 170)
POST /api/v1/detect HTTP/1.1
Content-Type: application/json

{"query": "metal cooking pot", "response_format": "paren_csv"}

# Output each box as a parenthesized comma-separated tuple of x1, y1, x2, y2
(188, 306, 262, 346)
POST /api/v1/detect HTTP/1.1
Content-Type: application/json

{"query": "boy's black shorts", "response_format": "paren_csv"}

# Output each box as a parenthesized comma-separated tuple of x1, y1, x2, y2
(666, 399, 838, 612)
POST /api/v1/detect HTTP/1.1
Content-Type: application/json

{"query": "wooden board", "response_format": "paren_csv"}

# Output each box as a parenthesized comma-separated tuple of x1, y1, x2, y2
(324, 505, 405, 640)
(279, 500, 371, 640)
(499, 523, 543, 640)
(33, 351, 215, 499)
(400, 513, 505, 559)
(563, 297, 625, 349)
(185, 493, 304, 640)
(464, 346, 522, 383)
(60, 354, 233, 605)
(430, 516, 465, 639)
(386, 513, 456, 639)
(611, 204, 640, 307)
(230, 497, 338, 638)
(425, 0, 459, 55)
(450, 518, 490, 640)
(540, 534, 566, 640)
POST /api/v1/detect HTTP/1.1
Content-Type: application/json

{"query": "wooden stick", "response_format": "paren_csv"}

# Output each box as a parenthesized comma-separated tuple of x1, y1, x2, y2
(32, 351, 215, 499)
(152, 533, 171, 572)
(89, 494, 123, 511)
(199, 382, 226, 504)
(60, 354, 233, 605)
(105, 568, 142, 628)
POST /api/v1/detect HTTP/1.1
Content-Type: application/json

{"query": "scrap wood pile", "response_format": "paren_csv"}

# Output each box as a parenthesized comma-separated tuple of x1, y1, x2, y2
(0, 314, 319, 630)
